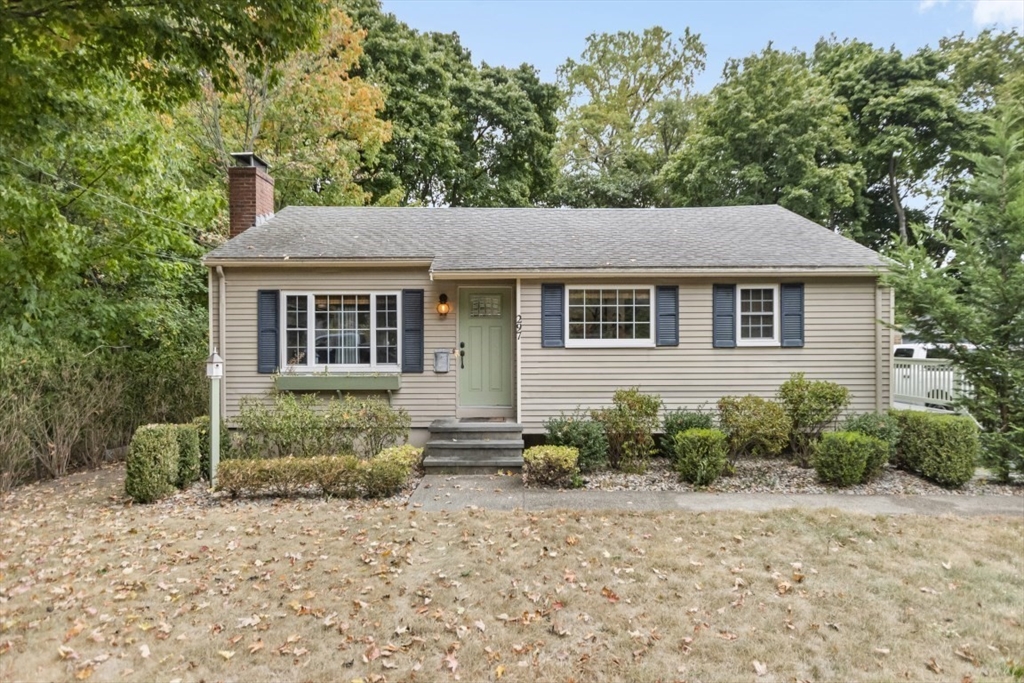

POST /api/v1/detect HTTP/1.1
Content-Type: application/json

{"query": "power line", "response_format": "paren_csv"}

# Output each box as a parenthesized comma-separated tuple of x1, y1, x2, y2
(4, 157, 219, 238)
(1, 159, 211, 266)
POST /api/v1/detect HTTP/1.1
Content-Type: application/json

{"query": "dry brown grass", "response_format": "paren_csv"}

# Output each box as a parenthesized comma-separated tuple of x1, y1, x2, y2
(1, 465, 1022, 683)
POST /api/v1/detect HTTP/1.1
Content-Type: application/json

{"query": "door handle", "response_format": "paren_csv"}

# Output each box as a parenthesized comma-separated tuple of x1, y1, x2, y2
(459, 342, 465, 369)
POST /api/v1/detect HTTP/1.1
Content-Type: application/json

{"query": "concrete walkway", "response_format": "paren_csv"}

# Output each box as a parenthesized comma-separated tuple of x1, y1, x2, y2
(408, 474, 1024, 517)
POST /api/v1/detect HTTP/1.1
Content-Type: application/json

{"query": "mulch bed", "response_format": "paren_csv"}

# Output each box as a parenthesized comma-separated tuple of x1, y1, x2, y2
(583, 457, 1024, 496)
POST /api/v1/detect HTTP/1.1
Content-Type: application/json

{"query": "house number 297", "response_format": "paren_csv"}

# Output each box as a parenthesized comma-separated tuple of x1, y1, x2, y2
(515, 314, 522, 340)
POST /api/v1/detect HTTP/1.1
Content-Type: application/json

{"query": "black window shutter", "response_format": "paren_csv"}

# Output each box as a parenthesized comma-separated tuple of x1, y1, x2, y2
(655, 285, 679, 347)
(541, 284, 564, 348)
(712, 284, 736, 348)
(256, 290, 280, 374)
(780, 283, 805, 348)
(402, 289, 424, 373)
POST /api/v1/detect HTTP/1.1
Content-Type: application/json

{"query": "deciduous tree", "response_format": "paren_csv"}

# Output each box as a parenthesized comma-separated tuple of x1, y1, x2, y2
(191, 7, 393, 208)
(660, 46, 862, 228)
(813, 39, 964, 249)
(554, 26, 706, 207)
(348, 0, 558, 206)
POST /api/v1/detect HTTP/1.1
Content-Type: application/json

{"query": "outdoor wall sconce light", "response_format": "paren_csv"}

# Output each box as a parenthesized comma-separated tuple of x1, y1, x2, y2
(436, 293, 451, 317)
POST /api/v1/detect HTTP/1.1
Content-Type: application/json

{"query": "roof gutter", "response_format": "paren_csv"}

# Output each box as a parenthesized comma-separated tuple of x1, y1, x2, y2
(428, 266, 886, 280)
(202, 258, 434, 268)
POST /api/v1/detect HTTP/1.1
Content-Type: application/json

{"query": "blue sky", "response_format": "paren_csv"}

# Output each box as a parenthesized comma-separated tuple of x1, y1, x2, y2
(380, 0, 1024, 92)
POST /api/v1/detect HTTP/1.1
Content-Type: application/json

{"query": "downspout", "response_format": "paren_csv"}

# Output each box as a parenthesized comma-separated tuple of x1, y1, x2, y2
(207, 269, 214, 354)
(217, 266, 227, 419)
(874, 280, 883, 413)
(515, 278, 522, 425)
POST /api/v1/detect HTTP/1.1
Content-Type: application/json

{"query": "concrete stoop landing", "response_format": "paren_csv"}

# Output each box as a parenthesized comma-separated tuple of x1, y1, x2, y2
(422, 418, 524, 473)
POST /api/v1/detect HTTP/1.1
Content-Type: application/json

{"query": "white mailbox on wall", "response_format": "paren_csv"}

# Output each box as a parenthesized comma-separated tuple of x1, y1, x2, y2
(433, 349, 450, 373)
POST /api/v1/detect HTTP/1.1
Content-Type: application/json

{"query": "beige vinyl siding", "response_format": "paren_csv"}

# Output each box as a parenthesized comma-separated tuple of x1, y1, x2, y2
(215, 267, 458, 427)
(213, 268, 889, 434)
(880, 285, 893, 408)
(518, 277, 889, 433)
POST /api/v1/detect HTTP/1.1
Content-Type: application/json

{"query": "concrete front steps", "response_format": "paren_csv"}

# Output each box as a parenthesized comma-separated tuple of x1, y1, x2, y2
(422, 418, 524, 473)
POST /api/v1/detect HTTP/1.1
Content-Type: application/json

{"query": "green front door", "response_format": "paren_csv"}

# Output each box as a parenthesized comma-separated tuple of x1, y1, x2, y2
(458, 288, 513, 407)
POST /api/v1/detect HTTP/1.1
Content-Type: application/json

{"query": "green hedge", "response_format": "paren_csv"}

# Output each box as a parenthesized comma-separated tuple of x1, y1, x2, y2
(216, 448, 422, 499)
(364, 444, 424, 497)
(544, 411, 609, 472)
(843, 412, 900, 466)
(663, 409, 714, 453)
(125, 424, 179, 503)
(672, 428, 728, 486)
(175, 424, 201, 488)
(891, 410, 979, 488)
(523, 445, 579, 487)
(813, 431, 887, 487)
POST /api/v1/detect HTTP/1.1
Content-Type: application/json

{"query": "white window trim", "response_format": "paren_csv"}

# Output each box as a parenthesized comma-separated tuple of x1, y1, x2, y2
(564, 285, 656, 349)
(736, 284, 780, 347)
(279, 291, 402, 372)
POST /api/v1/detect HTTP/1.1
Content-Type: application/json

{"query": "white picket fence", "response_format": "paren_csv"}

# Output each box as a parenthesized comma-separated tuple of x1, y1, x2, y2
(893, 358, 970, 410)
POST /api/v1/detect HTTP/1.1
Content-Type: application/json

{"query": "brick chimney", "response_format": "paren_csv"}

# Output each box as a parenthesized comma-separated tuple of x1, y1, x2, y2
(228, 152, 274, 238)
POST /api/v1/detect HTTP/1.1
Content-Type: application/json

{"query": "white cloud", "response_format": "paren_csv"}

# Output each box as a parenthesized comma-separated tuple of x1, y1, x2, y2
(972, 0, 1024, 27)
(917, 0, 948, 12)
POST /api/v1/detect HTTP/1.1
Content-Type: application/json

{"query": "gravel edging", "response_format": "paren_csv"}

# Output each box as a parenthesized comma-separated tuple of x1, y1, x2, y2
(583, 458, 1024, 496)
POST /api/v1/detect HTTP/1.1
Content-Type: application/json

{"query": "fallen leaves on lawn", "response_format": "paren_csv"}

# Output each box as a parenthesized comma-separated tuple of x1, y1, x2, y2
(2, 463, 1022, 683)
(442, 648, 459, 673)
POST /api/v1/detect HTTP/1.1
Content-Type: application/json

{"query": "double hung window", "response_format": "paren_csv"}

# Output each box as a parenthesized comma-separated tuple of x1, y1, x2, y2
(737, 285, 779, 346)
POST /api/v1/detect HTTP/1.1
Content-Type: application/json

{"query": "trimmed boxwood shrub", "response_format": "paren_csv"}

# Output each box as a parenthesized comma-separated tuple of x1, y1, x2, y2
(523, 445, 579, 487)
(217, 457, 300, 497)
(891, 410, 979, 488)
(812, 431, 885, 487)
(375, 444, 424, 473)
(778, 373, 851, 468)
(363, 451, 414, 498)
(663, 410, 714, 442)
(544, 410, 609, 472)
(215, 448, 421, 499)
(315, 455, 365, 498)
(717, 395, 791, 459)
(844, 412, 900, 457)
(673, 428, 728, 486)
(843, 412, 899, 479)
(125, 424, 179, 503)
(175, 424, 202, 488)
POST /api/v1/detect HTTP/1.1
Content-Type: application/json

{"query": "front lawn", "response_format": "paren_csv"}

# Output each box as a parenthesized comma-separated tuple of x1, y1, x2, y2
(1, 465, 1022, 683)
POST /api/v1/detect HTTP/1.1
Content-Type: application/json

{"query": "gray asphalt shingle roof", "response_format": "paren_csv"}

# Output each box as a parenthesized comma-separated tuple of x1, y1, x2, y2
(204, 205, 886, 271)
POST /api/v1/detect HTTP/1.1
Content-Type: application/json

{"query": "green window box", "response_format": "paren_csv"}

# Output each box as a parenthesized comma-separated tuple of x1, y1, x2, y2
(274, 374, 401, 392)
